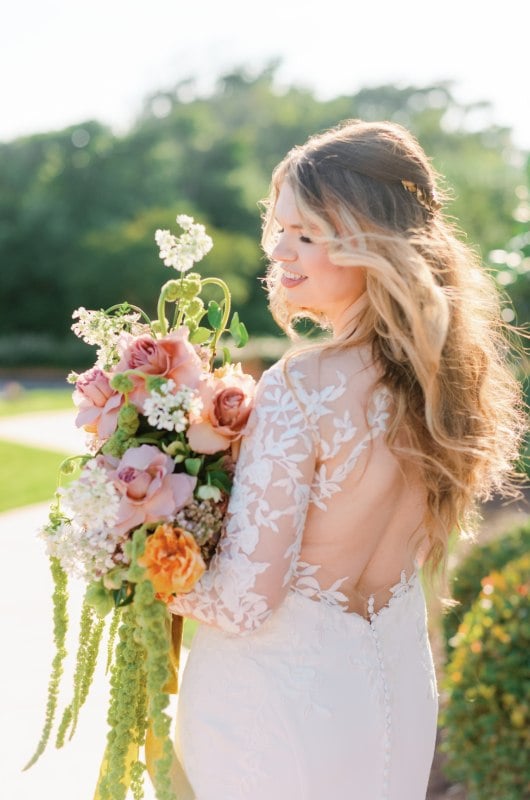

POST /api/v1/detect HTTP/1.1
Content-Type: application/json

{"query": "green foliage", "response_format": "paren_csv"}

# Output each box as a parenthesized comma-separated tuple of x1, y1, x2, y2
(1, 65, 527, 367)
(442, 522, 530, 658)
(440, 553, 530, 800)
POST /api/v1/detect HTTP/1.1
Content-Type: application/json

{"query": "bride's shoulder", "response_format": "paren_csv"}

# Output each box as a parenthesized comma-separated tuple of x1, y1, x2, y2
(276, 343, 381, 392)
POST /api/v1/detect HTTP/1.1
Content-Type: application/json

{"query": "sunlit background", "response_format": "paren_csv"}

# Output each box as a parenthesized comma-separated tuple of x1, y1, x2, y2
(3, 0, 530, 149)
(1, 2, 529, 799)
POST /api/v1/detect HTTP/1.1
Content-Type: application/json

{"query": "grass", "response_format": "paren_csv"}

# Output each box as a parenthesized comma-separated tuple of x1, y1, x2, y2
(0, 439, 72, 512)
(0, 388, 72, 417)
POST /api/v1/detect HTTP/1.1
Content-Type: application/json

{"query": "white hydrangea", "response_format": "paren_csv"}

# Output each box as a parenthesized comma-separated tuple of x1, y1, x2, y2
(40, 518, 130, 580)
(40, 461, 129, 580)
(155, 215, 213, 272)
(71, 307, 144, 368)
(143, 379, 203, 432)
(58, 460, 120, 531)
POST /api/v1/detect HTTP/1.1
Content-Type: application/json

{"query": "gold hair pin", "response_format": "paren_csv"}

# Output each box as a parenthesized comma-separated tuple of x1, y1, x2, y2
(401, 180, 442, 214)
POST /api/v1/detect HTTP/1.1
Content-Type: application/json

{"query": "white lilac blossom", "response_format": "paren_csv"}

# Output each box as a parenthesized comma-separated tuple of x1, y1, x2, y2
(71, 307, 144, 368)
(155, 215, 213, 273)
(143, 379, 203, 432)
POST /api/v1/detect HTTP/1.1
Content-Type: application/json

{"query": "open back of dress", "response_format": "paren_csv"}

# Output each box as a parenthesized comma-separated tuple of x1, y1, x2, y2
(169, 347, 439, 800)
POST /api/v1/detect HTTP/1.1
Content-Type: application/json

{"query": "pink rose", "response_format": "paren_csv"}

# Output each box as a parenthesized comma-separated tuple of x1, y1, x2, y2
(115, 328, 204, 409)
(187, 363, 256, 454)
(73, 367, 122, 439)
(106, 445, 197, 536)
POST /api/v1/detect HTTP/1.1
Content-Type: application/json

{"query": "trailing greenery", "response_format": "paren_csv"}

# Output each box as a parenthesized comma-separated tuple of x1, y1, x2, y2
(23, 557, 69, 770)
(98, 606, 146, 800)
(56, 598, 106, 746)
(25, 518, 185, 799)
(442, 522, 530, 658)
(106, 607, 122, 674)
(134, 580, 175, 800)
(440, 552, 530, 800)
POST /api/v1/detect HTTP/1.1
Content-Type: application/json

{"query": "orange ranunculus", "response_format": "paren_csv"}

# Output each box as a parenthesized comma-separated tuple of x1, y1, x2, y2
(138, 523, 206, 598)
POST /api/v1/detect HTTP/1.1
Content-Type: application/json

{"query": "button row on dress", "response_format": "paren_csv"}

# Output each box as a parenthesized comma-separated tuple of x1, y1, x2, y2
(368, 606, 392, 800)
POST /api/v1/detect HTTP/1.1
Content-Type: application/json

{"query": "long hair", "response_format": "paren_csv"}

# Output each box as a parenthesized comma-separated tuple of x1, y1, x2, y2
(260, 118, 529, 596)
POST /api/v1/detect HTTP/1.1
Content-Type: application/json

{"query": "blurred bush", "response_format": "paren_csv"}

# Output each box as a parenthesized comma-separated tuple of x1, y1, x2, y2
(439, 552, 530, 800)
(442, 522, 530, 659)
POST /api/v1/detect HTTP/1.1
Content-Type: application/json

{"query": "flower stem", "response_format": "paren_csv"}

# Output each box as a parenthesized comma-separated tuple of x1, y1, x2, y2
(200, 277, 231, 366)
(156, 284, 174, 336)
(104, 304, 153, 328)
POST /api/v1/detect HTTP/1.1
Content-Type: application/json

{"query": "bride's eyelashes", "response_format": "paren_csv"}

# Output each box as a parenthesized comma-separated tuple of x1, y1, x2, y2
(277, 228, 313, 244)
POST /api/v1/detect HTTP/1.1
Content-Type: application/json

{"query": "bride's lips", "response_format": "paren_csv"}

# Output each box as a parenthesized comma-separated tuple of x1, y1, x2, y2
(281, 269, 307, 288)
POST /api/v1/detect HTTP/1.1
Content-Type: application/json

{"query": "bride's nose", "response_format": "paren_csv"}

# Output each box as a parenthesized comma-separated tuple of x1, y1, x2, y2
(271, 239, 297, 263)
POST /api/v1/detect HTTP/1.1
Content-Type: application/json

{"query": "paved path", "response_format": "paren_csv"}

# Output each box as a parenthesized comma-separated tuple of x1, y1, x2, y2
(0, 409, 88, 454)
(0, 410, 188, 799)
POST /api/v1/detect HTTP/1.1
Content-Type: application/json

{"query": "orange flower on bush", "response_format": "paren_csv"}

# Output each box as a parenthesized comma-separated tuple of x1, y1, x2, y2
(138, 523, 206, 598)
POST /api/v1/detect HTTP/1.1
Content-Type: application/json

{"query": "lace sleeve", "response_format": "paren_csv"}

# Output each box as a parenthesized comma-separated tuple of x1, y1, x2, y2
(167, 363, 316, 634)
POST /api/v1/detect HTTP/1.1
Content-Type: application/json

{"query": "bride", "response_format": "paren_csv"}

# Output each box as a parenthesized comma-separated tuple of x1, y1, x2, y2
(168, 119, 526, 799)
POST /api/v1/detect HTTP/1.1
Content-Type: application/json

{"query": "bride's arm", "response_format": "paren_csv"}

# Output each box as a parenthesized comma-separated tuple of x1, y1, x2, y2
(167, 363, 316, 635)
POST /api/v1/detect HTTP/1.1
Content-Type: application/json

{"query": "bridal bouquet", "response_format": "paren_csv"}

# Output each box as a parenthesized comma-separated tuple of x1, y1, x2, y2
(25, 215, 255, 800)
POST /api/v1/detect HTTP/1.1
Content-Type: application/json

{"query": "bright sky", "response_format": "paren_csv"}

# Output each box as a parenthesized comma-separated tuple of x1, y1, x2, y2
(3, 0, 529, 150)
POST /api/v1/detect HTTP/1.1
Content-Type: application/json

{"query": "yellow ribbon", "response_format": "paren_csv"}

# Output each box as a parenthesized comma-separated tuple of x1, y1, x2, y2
(93, 615, 195, 799)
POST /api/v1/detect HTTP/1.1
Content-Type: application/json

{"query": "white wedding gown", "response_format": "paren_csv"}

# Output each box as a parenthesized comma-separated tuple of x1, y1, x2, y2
(169, 340, 439, 800)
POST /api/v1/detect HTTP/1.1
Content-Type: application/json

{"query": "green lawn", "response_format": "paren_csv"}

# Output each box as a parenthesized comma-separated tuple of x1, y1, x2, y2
(0, 388, 73, 417)
(0, 439, 71, 512)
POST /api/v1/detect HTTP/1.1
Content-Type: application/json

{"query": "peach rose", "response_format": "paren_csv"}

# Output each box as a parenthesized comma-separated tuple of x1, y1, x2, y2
(115, 328, 203, 409)
(138, 523, 206, 598)
(106, 445, 197, 536)
(73, 367, 122, 439)
(187, 363, 256, 454)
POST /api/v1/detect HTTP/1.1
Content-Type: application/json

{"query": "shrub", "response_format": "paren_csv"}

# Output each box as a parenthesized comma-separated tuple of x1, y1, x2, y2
(439, 553, 530, 800)
(442, 522, 530, 659)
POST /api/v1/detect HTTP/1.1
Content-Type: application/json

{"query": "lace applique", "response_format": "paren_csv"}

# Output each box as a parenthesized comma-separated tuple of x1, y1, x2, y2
(310, 385, 392, 510)
(289, 366, 348, 431)
(168, 363, 316, 634)
(291, 561, 350, 608)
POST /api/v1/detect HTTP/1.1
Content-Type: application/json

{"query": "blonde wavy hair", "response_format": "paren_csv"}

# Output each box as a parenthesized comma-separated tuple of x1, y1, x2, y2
(260, 118, 529, 596)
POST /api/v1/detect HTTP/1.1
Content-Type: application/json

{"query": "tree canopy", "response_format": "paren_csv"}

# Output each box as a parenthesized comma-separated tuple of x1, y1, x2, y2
(1, 64, 528, 368)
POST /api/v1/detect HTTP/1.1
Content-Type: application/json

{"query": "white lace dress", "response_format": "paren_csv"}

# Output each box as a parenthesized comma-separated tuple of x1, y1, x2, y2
(169, 349, 439, 800)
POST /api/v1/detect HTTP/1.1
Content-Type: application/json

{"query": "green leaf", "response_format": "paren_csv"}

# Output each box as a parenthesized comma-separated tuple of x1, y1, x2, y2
(207, 301, 223, 329)
(189, 326, 211, 344)
(230, 312, 249, 347)
(235, 321, 249, 348)
(229, 312, 240, 338)
(222, 346, 232, 365)
(112, 583, 135, 608)
(207, 469, 232, 492)
(184, 457, 202, 476)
